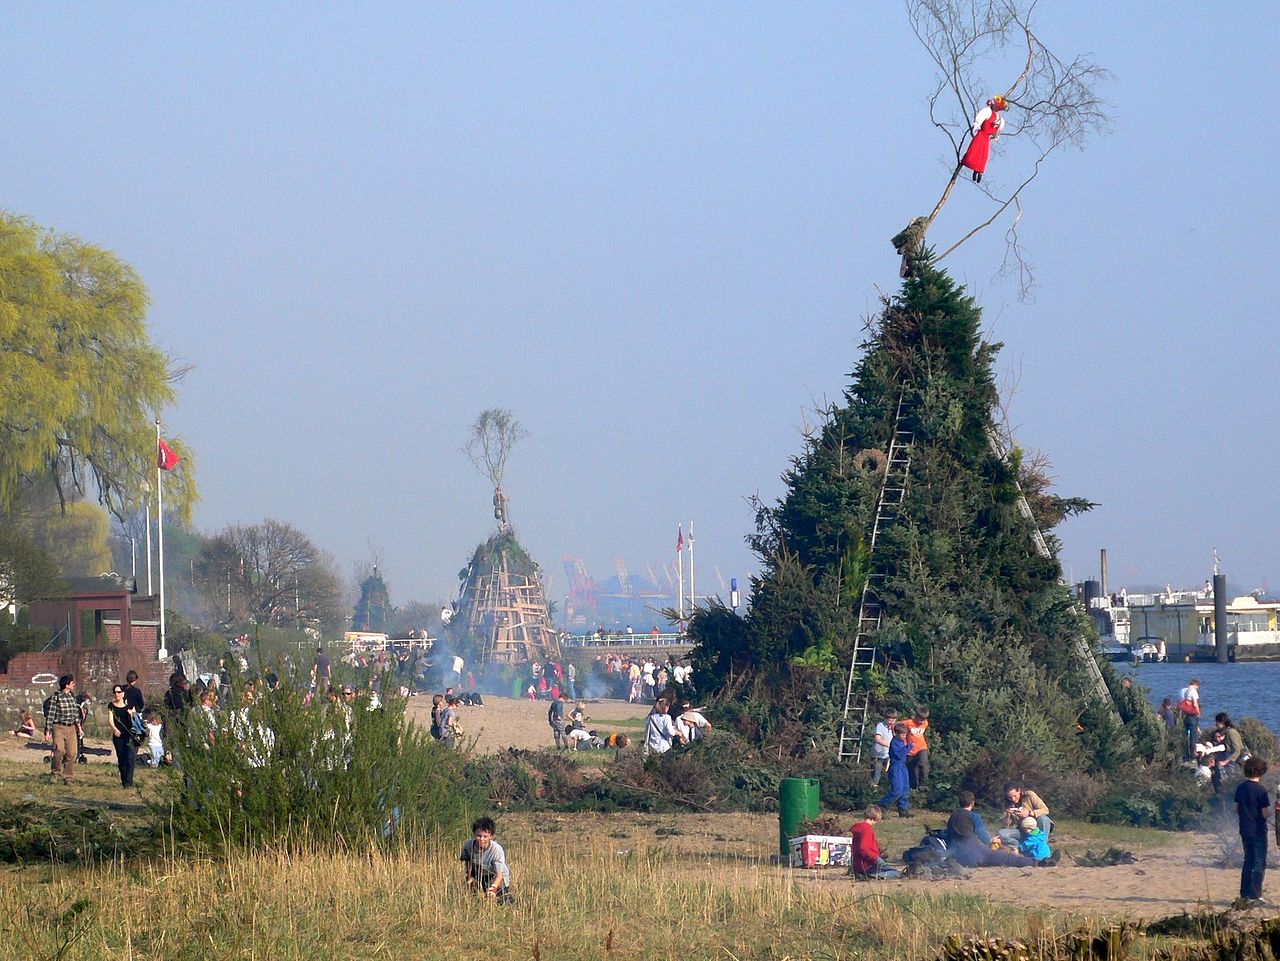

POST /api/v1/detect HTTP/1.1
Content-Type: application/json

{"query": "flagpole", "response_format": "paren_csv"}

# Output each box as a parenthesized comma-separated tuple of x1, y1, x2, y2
(144, 489, 153, 595)
(689, 520, 696, 615)
(677, 528, 685, 628)
(156, 420, 168, 660)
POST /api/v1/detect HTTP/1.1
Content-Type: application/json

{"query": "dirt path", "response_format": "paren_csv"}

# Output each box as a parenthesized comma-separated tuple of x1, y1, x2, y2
(404, 694, 651, 753)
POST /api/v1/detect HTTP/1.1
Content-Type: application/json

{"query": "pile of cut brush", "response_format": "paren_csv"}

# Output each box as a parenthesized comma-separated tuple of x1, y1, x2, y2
(0, 801, 131, 864)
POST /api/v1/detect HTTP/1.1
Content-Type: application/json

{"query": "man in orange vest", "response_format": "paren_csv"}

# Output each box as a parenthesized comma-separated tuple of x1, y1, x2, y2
(906, 706, 931, 791)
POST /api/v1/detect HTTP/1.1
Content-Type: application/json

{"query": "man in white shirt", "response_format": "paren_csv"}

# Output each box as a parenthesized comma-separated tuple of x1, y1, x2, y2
(871, 708, 898, 786)
(1178, 678, 1201, 760)
(676, 702, 712, 743)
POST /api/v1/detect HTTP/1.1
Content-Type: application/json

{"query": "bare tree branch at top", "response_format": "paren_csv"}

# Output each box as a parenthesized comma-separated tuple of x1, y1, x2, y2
(462, 408, 527, 531)
(898, 0, 1110, 297)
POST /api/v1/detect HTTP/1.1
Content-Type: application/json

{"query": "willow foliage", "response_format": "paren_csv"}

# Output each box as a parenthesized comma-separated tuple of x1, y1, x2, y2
(0, 212, 195, 520)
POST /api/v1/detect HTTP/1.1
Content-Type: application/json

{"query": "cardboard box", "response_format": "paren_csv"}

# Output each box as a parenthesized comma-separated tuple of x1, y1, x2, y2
(789, 834, 853, 868)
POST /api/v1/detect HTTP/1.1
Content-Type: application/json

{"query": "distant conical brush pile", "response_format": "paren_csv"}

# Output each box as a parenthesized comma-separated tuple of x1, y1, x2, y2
(452, 531, 559, 666)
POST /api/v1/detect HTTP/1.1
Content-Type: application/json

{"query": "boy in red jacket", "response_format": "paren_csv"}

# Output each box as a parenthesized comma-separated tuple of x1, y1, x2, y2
(849, 805, 900, 880)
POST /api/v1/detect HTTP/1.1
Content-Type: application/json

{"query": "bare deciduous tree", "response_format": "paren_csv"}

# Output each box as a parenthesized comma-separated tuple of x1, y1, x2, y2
(196, 519, 345, 631)
(899, 0, 1110, 296)
(462, 408, 527, 531)
(462, 409, 527, 489)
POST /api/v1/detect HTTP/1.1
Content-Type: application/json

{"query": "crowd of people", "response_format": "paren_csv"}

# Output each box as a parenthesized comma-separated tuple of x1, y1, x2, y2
(595, 653, 695, 703)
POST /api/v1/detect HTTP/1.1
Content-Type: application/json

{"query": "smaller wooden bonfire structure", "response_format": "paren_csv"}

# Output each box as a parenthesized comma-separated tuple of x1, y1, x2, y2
(457, 529, 560, 666)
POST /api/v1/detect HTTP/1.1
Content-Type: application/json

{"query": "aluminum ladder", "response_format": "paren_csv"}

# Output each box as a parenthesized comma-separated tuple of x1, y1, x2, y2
(838, 395, 913, 761)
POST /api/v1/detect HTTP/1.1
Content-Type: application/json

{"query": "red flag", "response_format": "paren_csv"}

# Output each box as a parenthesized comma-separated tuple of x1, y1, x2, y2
(676, 526, 684, 552)
(158, 439, 180, 472)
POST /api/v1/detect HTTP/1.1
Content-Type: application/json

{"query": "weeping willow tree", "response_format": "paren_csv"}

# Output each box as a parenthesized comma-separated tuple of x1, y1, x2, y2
(0, 212, 196, 521)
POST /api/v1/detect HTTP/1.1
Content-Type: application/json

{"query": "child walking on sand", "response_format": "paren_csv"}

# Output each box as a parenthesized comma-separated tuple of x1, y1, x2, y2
(1235, 756, 1272, 908)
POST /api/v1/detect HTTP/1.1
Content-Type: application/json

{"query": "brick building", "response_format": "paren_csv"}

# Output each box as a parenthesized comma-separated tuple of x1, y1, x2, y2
(0, 574, 168, 697)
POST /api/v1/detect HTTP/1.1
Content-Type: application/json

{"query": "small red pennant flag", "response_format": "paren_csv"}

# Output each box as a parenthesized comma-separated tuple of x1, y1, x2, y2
(158, 439, 180, 472)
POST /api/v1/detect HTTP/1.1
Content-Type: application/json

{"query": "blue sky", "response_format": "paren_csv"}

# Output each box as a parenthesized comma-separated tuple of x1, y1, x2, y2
(4, 3, 1276, 605)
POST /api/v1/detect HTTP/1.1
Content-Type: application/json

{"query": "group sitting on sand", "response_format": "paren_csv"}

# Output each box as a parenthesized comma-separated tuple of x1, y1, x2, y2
(849, 783, 1059, 879)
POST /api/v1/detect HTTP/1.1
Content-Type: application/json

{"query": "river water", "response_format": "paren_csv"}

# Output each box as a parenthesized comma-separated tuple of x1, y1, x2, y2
(1118, 661, 1280, 732)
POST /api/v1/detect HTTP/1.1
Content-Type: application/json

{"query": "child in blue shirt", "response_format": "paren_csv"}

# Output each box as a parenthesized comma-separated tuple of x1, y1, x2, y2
(1017, 817, 1052, 861)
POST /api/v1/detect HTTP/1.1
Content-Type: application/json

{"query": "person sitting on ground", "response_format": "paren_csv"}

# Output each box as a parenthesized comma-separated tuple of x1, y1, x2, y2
(643, 698, 683, 756)
(849, 805, 900, 879)
(602, 732, 631, 750)
(1017, 817, 1053, 862)
(998, 782, 1052, 843)
(676, 702, 713, 743)
(946, 792, 1040, 867)
(461, 815, 511, 902)
(13, 709, 37, 739)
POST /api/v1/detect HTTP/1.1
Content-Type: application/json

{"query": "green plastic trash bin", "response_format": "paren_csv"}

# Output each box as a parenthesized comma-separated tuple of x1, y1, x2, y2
(779, 777, 821, 857)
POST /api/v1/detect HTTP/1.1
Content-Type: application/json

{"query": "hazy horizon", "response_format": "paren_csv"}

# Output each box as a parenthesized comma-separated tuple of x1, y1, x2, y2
(5, 4, 1275, 609)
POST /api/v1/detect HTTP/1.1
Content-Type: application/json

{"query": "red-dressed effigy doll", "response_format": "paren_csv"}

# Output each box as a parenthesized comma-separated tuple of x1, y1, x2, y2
(961, 95, 1008, 183)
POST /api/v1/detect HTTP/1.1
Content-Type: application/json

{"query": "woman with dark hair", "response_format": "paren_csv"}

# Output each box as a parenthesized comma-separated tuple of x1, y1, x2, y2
(1208, 712, 1246, 794)
(106, 685, 138, 788)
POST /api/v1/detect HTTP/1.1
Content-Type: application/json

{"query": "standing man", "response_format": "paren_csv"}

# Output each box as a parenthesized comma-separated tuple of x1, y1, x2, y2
(1236, 757, 1271, 908)
(312, 646, 331, 692)
(547, 693, 567, 749)
(906, 706, 930, 791)
(1179, 679, 1201, 761)
(871, 708, 898, 787)
(565, 661, 577, 700)
(44, 675, 80, 785)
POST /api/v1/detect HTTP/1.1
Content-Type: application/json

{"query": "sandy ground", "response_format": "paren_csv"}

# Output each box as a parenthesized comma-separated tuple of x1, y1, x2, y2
(404, 694, 651, 753)
(502, 810, 1249, 920)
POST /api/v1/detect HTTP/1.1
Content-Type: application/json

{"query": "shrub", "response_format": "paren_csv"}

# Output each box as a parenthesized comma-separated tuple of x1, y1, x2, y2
(1091, 779, 1205, 830)
(960, 748, 1103, 816)
(160, 682, 479, 851)
(1238, 717, 1280, 763)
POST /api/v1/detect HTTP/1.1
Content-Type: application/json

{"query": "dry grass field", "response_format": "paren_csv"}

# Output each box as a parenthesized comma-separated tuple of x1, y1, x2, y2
(0, 703, 1259, 961)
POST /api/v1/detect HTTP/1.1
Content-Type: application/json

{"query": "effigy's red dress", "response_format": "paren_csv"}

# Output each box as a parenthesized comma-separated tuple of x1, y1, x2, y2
(961, 111, 1002, 175)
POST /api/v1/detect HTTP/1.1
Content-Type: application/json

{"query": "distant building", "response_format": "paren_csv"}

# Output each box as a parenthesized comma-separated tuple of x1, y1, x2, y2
(1088, 584, 1280, 659)
(0, 574, 166, 693)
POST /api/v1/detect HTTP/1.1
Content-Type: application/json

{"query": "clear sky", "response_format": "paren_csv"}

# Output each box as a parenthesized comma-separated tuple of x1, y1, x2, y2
(4, 3, 1276, 606)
